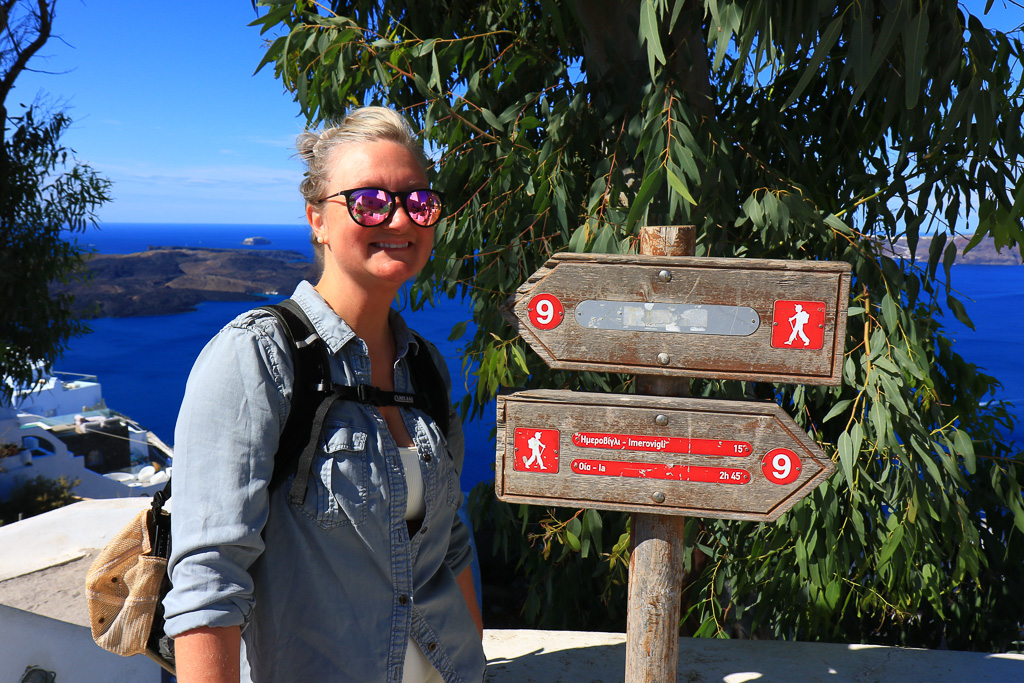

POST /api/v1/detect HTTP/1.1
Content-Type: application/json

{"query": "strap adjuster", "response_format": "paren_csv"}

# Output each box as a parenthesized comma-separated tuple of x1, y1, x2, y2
(355, 383, 380, 405)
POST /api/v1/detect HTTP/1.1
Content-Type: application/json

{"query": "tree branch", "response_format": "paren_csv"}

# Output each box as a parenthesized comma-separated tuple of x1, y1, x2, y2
(1, 0, 54, 133)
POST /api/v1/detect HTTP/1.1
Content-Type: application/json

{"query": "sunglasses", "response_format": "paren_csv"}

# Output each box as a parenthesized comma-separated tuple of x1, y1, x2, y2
(322, 187, 445, 228)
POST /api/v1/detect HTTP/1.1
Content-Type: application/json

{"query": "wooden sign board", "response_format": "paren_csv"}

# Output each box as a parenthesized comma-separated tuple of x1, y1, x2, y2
(504, 254, 851, 385)
(495, 389, 835, 522)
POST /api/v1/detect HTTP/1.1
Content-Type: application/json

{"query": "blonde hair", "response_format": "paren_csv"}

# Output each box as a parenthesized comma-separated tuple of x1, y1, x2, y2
(296, 106, 428, 206)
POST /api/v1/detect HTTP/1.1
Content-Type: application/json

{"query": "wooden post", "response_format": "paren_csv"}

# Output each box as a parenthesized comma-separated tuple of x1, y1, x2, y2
(625, 225, 695, 683)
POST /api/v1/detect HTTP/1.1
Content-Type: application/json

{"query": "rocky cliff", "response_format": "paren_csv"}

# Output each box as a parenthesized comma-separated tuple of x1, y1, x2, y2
(886, 235, 1022, 265)
(57, 247, 315, 318)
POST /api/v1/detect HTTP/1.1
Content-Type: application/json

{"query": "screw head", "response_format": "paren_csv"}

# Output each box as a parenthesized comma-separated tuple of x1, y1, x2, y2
(652, 491, 666, 504)
(657, 352, 671, 365)
(657, 270, 672, 282)
(655, 414, 668, 426)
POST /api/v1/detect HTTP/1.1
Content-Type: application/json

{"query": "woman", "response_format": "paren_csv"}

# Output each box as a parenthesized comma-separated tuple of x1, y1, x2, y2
(163, 107, 486, 682)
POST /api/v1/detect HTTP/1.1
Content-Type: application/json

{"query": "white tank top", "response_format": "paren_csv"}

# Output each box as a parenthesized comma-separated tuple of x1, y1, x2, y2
(399, 446, 426, 521)
(398, 446, 443, 682)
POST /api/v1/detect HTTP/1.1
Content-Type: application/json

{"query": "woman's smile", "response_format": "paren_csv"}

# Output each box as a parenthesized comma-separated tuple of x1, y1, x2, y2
(370, 240, 413, 250)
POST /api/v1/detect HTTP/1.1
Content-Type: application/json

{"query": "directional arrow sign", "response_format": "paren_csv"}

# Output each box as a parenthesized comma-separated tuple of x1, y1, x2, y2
(504, 254, 851, 385)
(496, 389, 835, 522)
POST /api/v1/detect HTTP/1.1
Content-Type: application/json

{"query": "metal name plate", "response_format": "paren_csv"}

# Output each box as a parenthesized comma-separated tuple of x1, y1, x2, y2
(575, 300, 759, 335)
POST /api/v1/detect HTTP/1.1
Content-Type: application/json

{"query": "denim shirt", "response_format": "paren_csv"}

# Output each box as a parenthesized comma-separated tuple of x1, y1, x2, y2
(163, 281, 486, 682)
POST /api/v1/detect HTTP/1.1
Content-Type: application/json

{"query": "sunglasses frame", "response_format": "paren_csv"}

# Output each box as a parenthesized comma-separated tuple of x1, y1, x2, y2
(322, 187, 445, 228)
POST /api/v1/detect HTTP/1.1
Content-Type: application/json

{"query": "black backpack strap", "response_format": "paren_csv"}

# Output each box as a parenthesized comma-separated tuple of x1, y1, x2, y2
(256, 300, 333, 502)
(407, 331, 451, 437)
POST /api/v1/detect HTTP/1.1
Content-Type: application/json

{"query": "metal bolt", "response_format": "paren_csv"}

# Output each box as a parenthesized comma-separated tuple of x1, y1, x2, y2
(657, 270, 672, 282)
(657, 352, 671, 365)
(652, 491, 666, 504)
(655, 414, 668, 426)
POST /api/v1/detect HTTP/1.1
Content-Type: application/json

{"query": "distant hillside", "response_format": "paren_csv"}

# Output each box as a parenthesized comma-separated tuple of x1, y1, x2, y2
(885, 235, 1021, 265)
(56, 247, 315, 318)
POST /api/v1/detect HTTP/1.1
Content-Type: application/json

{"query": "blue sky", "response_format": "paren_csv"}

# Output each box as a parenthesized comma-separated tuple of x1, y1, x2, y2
(13, 1, 304, 225)
(10, 1, 1023, 227)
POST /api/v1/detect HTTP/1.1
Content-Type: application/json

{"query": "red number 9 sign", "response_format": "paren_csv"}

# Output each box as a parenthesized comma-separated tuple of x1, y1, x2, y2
(527, 293, 564, 330)
(761, 448, 801, 485)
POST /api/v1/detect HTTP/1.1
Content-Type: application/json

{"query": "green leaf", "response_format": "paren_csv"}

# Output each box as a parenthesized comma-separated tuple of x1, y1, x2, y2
(481, 108, 503, 132)
(878, 372, 908, 416)
(639, 0, 666, 79)
(838, 431, 856, 485)
(903, 10, 930, 109)
(880, 293, 899, 332)
(780, 16, 844, 111)
(509, 343, 530, 374)
(584, 508, 603, 554)
(877, 524, 904, 566)
(953, 430, 976, 474)
(942, 241, 957, 280)
(625, 170, 661, 230)
(567, 516, 582, 538)
(589, 225, 611, 253)
(825, 580, 841, 610)
(666, 167, 696, 205)
(568, 225, 589, 253)
(946, 294, 975, 330)
(851, 8, 902, 105)
(823, 399, 853, 423)
(824, 213, 853, 236)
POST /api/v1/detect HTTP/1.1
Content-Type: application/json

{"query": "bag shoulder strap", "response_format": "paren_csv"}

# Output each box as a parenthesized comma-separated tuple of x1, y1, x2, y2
(256, 299, 331, 498)
(406, 330, 451, 437)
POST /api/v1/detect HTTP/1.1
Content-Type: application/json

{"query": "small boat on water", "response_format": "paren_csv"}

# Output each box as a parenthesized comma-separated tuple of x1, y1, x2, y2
(0, 364, 173, 501)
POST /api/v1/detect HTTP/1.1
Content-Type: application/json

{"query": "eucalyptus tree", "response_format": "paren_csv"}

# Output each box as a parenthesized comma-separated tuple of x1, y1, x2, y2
(0, 0, 110, 404)
(254, 0, 1024, 649)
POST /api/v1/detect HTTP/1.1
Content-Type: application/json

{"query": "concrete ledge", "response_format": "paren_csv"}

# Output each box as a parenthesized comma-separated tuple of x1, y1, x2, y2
(0, 497, 151, 581)
(482, 629, 1024, 682)
(0, 604, 161, 682)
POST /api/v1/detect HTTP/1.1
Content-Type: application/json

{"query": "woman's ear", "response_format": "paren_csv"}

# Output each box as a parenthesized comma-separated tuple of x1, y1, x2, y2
(307, 204, 327, 245)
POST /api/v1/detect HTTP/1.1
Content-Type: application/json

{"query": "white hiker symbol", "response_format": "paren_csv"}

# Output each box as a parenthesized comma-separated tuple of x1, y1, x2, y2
(786, 304, 811, 346)
(523, 431, 548, 470)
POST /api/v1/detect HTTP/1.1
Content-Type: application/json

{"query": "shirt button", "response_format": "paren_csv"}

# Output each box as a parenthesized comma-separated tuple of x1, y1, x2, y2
(423, 453, 432, 463)
(398, 595, 409, 605)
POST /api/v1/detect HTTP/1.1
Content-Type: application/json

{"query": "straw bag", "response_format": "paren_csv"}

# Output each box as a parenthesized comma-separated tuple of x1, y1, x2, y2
(85, 485, 175, 674)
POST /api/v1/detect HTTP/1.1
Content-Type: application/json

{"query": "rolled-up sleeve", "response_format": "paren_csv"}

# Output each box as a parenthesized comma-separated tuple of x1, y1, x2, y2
(163, 314, 291, 637)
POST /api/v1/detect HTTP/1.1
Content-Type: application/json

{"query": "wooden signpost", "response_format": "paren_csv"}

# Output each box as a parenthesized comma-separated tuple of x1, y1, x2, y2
(497, 226, 849, 682)
(503, 253, 851, 385)
(495, 390, 834, 522)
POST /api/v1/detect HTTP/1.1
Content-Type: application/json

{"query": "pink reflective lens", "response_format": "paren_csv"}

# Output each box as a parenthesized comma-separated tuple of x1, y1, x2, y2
(405, 190, 443, 226)
(349, 189, 394, 226)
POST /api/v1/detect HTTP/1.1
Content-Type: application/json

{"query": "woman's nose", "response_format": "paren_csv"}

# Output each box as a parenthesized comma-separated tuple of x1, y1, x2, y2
(385, 199, 416, 228)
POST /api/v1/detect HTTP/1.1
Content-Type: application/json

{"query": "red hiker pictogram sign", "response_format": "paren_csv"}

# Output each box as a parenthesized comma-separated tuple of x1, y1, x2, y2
(513, 428, 560, 472)
(771, 300, 826, 350)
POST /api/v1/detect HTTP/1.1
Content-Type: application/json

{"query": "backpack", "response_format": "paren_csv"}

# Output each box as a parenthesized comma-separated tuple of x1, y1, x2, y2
(86, 298, 453, 674)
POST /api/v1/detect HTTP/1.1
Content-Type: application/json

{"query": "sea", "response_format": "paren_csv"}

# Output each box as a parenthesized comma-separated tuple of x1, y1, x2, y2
(57, 223, 1023, 490)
